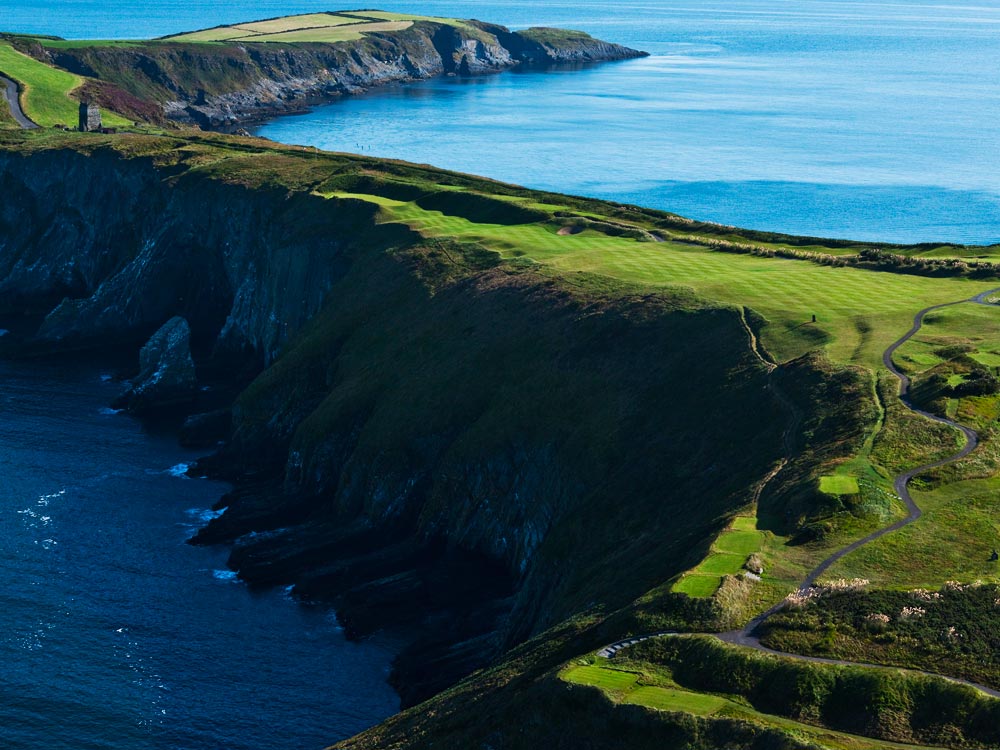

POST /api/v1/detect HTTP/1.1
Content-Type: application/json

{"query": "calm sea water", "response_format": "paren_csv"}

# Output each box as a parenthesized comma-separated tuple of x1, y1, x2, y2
(0, 360, 400, 750)
(7, 0, 995, 243)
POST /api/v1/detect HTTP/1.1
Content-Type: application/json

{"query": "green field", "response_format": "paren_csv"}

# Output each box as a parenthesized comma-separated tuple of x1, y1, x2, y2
(672, 574, 727, 598)
(0, 42, 130, 127)
(561, 663, 945, 749)
(0, 42, 82, 126)
(820, 475, 861, 495)
(671, 519, 765, 598)
(162, 11, 471, 44)
(237, 21, 413, 44)
(326, 190, 989, 368)
(233, 13, 364, 34)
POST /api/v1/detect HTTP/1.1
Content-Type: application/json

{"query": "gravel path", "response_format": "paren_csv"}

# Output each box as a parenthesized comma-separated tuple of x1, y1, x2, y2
(602, 287, 1000, 700)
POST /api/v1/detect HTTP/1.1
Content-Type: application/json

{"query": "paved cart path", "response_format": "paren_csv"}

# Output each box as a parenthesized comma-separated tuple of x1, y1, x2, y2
(1, 74, 39, 129)
(601, 287, 1000, 702)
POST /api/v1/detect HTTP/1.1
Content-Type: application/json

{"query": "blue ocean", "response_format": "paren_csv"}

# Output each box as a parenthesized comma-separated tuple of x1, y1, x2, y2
(0, 361, 400, 750)
(5, 0, 999, 243)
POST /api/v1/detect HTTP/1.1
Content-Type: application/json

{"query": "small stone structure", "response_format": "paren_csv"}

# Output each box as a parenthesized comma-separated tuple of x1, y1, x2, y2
(78, 101, 101, 132)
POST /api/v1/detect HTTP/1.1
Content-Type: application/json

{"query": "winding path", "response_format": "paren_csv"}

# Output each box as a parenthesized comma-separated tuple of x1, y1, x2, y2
(1, 74, 38, 129)
(602, 286, 1000, 700)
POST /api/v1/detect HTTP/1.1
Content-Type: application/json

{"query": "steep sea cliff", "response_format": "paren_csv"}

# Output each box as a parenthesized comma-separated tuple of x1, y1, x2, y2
(15, 22, 645, 128)
(0, 133, 806, 704)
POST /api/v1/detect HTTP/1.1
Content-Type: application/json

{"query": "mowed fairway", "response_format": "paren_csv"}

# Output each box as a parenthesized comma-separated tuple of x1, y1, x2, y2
(673, 517, 765, 597)
(560, 664, 944, 749)
(0, 42, 131, 127)
(328, 191, 990, 367)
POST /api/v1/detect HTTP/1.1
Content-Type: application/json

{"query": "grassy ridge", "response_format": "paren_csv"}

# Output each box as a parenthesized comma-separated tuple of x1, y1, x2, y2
(625, 635, 1000, 748)
(325, 189, 992, 368)
(0, 41, 131, 127)
(758, 583, 1000, 693)
(563, 663, 944, 750)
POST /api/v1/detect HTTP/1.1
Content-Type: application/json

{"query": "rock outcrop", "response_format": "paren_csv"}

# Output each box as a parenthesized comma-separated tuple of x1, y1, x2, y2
(114, 316, 197, 415)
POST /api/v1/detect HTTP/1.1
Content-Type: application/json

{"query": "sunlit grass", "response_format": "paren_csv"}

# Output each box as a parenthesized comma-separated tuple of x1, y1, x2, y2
(163, 11, 474, 44)
(327, 190, 991, 368)
(0, 42, 131, 127)
(561, 662, 941, 749)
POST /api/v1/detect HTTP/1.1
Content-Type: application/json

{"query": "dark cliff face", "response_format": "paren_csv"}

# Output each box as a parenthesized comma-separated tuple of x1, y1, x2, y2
(0, 148, 376, 358)
(0, 137, 792, 708)
(23, 22, 646, 128)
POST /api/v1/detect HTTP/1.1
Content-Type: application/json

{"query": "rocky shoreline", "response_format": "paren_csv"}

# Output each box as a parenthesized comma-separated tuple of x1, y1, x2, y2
(19, 21, 647, 129)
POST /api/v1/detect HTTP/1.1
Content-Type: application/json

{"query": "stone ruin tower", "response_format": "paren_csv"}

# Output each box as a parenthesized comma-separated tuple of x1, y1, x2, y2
(78, 101, 101, 132)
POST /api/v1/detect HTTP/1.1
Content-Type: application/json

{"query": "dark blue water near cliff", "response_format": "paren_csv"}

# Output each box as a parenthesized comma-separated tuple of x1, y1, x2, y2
(4, 3, 1000, 242)
(0, 361, 400, 750)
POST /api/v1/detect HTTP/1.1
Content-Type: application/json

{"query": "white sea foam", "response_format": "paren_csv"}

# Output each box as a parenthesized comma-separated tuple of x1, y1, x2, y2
(167, 463, 190, 477)
(212, 569, 239, 582)
(185, 506, 227, 523)
(99, 373, 113, 382)
(99, 407, 124, 415)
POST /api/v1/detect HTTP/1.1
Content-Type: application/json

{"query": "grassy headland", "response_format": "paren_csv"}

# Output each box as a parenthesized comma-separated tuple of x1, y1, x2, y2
(0, 11, 645, 129)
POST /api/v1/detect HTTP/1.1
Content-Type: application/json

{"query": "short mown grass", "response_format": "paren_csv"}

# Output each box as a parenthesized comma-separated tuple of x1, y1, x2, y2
(819, 475, 861, 495)
(561, 660, 945, 749)
(671, 517, 766, 599)
(327, 190, 993, 368)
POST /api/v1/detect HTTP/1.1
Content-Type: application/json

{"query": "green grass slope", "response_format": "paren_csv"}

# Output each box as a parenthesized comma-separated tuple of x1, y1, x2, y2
(562, 663, 945, 750)
(0, 41, 131, 127)
(616, 636, 1000, 748)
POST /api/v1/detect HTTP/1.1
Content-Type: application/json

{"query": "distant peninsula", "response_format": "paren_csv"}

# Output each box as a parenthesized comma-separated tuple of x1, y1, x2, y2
(0, 10, 647, 129)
